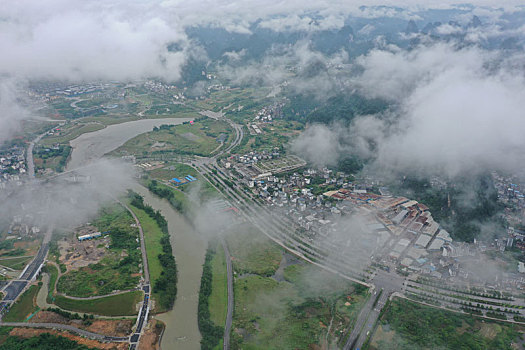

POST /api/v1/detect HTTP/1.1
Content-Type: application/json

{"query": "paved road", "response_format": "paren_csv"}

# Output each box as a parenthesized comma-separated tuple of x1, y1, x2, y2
(122, 201, 151, 348)
(343, 288, 378, 350)
(129, 290, 150, 348)
(0, 226, 53, 318)
(2, 281, 28, 302)
(0, 322, 129, 342)
(221, 239, 234, 350)
(342, 269, 405, 350)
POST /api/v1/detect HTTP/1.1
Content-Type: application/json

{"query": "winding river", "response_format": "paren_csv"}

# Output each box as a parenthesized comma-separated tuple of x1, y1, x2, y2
(66, 117, 206, 349)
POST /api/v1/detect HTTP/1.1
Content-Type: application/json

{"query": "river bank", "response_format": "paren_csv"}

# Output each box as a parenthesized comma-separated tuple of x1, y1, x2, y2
(66, 117, 205, 349)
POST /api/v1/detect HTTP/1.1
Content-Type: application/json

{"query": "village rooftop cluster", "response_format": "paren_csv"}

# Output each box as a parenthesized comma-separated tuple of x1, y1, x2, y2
(228, 165, 525, 292)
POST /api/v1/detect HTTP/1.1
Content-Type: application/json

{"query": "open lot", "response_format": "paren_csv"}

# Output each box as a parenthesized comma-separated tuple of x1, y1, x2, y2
(253, 154, 306, 175)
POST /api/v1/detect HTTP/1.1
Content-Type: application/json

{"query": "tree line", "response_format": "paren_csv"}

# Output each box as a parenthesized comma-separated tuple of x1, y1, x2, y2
(198, 246, 223, 350)
(128, 190, 178, 310)
(147, 180, 187, 213)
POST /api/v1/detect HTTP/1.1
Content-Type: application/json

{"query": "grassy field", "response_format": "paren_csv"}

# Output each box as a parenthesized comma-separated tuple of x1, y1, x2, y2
(128, 204, 165, 311)
(4, 285, 40, 322)
(57, 254, 140, 297)
(0, 256, 32, 270)
(368, 297, 523, 350)
(54, 291, 142, 316)
(225, 224, 282, 276)
(113, 117, 232, 157)
(209, 243, 228, 327)
(225, 223, 367, 349)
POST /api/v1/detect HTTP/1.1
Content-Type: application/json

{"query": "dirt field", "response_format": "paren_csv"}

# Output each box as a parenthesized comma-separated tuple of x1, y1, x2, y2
(9, 328, 128, 349)
(87, 319, 134, 337)
(13, 239, 41, 255)
(31, 311, 134, 337)
(58, 232, 109, 270)
(138, 319, 164, 350)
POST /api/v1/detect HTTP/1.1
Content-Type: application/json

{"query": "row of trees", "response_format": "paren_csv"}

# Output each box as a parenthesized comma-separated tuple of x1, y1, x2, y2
(0, 333, 92, 350)
(198, 246, 223, 350)
(128, 191, 178, 310)
(147, 180, 187, 213)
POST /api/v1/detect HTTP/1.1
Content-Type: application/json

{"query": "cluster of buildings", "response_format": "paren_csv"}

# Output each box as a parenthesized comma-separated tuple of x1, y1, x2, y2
(253, 102, 285, 123)
(248, 102, 286, 135)
(232, 166, 525, 290)
(0, 147, 26, 188)
(142, 80, 179, 94)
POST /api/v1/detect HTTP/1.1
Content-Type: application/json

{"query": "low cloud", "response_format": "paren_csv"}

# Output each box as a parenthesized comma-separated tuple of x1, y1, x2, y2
(294, 42, 525, 178)
(218, 40, 349, 99)
(290, 124, 342, 168)
(356, 43, 525, 177)
(0, 159, 136, 230)
(0, 80, 32, 145)
(0, 1, 190, 82)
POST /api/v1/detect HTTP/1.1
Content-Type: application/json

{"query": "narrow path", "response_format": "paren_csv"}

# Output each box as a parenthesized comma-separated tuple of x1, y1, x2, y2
(120, 201, 150, 285)
(221, 239, 233, 350)
(56, 289, 139, 301)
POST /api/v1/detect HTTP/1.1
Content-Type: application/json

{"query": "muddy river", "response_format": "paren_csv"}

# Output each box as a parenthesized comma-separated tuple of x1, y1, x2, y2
(67, 117, 206, 349)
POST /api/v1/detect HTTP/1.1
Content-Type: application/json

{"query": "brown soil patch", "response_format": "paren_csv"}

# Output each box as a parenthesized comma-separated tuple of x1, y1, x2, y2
(138, 319, 164, 350)
(86, 319, 134, 337)
(13, 239, 40, 255)
(31, 310, 69, 324)
(31, 311, 133, 337)
(8, 328, 127, 349)
(58, 234, 110, 270)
